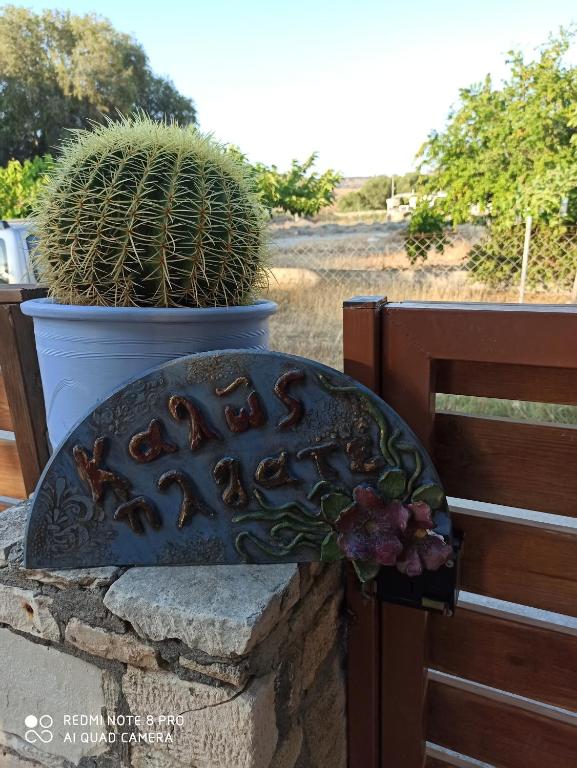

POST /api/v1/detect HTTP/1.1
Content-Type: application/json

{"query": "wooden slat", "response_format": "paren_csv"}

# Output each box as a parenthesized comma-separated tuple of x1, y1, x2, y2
(0, 372, 12, 431)
(454, 512, 577, 616)
(436, 360, 577, 405)
(381, 603, 428, 768)
(0, 302, 49, 493)
(0, 439, 25, 498)
(426, 745, 491, 768)
(343, 296, 385, 768)
(0, 284, 47, 304)
(385, 303, 577, 370)
(429, 606, 577, 711)
(435, 412, 577, 516)
(427, 679, 577, 768)
(381, 302, 434, 768)
(425, 758, 451, 768)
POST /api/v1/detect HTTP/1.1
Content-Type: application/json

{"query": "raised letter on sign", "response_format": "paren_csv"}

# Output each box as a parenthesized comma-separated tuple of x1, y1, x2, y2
(255, 450, 298, 488)
(296, 441, 339, 479)
(274, 370, 305, 430)
(213, 457, 248, 508)
(168, 395, 220, 451)
(157, 469, 207, 529)
(114, 496, 161, 535)
(129, 419, 178, 463)
(73, 437, 130, 503)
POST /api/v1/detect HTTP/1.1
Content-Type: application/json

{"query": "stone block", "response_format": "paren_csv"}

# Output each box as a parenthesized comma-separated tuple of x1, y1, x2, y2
(123, 667, 277, 767)
(178, 656, 249, 687)
(65, 618, 159, 669)
(0, 501, 29, 566)
(104, 564, 300, 657)
(271, 726, 303, 768)
(0, 747, 44, 767)
(0, 583, 60, 641)
(301, 650, 347, 768)
(19, 566, 120, 590)
(0, 628, 116, 764)
(301, 590, 342, 690)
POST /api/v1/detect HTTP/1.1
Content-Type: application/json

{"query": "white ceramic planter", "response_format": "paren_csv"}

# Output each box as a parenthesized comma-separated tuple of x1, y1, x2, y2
(21, 298, 277, 449)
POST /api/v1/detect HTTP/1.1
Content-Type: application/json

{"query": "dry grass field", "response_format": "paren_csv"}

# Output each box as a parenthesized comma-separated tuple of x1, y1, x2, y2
(266, 278, 520, 371)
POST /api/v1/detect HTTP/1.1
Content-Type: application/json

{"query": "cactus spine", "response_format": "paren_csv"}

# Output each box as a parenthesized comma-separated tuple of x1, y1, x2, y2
(32, 115, 269, 308)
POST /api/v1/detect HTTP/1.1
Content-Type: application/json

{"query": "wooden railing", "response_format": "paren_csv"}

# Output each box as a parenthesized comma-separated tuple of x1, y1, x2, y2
(344, 299, 577, 768)
(0, 285, 48, 509)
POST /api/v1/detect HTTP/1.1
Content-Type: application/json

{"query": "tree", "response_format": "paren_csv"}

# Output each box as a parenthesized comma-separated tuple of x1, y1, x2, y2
(418, 31, 577, 227)
(227, 147, 341, 217)
(0, 6, 196, 165)
(338, 176, 392, 211)
(255, 154, 342, 217)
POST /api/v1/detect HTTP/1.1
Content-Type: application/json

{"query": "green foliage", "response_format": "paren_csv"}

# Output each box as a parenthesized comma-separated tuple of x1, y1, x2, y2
(404, 204, 447, 264)
(256, 154, 341, 217)
(337, 172, 421, 211)
(418, 30, 577, 228)
(468, 224, 577, 288)
(338, 175, 392, 211)
(225, 148, 341, 217)
(0, 155, 53, 218)
(0, 5, 196, 166)
(33, 115, 269, 308)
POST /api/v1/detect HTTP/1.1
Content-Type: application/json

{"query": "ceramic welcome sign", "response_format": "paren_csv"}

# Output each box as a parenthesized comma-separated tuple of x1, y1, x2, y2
(24, 350, 458, 609)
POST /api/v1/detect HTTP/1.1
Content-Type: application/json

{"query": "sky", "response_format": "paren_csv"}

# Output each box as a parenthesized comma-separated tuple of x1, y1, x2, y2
(12, 0, 577, 176)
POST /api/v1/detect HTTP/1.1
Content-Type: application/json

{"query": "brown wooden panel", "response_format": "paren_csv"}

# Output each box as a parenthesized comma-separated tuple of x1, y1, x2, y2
(436, 359, 577, 405)
(430, 607, 577, 711)
(435, 412, 577, 516)
(454, 512, 577, 616)
(381, 604, 428, 768)
(0, 303, 49, 493)
(343, 296, 385, 768)
(380, 300, 433, 768)
(385, 303, 577, 370)
(425, 758, 452, 768)
(343, 296, 386, 391)
(0, 372, 12, 431)
(428, 680, 577, 768)
(0, 439, 26, 498)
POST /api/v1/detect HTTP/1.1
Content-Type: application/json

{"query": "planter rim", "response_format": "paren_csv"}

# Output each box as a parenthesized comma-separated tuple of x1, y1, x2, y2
(20, 297, 277, 323)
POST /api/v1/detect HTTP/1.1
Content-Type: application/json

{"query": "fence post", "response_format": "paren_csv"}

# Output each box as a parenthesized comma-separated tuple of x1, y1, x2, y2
(519, 215, 532, 303)
(571, 268, 577, 303)
(0, 285, 49, 497)
(343, 295, 386, 768)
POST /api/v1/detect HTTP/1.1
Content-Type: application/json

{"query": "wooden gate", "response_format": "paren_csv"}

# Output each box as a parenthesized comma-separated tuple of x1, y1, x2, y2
(344, 298, 577, 768)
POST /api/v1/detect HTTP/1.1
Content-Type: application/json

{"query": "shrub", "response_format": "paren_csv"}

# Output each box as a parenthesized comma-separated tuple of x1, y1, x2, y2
(337, 176, 392, 211)
(468, 224, 577, 288)
(0, 155, 53, 218)
(404, 205, 447, 265)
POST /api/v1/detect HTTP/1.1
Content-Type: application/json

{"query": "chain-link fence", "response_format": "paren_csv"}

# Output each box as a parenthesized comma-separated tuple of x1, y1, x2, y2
(269, 217, 577, 301)
(265, 216, 577, 369)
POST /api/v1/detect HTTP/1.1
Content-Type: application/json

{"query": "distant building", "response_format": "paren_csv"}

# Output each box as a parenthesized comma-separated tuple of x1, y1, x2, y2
(385, 193, 419, 212)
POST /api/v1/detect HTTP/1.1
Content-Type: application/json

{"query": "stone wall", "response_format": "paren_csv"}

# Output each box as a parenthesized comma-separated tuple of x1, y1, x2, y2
(0, 501, 346, 768)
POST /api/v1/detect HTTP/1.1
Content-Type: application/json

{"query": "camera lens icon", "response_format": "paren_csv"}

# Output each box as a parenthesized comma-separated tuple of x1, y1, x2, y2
(25, 714, 54, 744)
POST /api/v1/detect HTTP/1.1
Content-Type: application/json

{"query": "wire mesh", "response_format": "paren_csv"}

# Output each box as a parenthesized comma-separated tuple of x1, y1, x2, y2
(265, 217, 577, 370)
